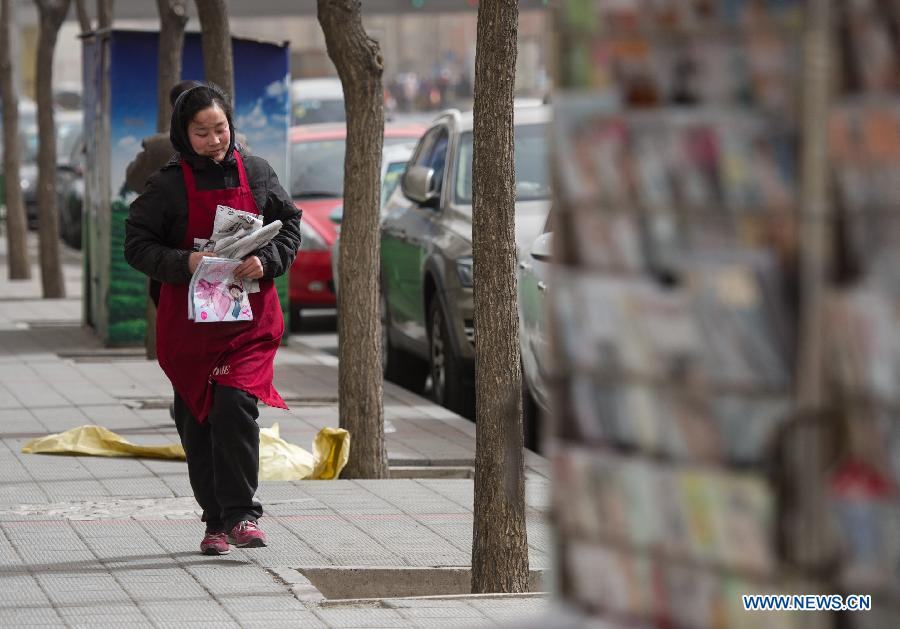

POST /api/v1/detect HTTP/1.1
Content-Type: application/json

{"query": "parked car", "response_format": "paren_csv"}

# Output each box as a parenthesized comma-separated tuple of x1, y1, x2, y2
(17, 109, 79, 230)
(329, 141, 419, 294)
(379, 106, 551, 429)
(288, 121, 426, 330)
(517, 219, 553, 450)
(291, 78, 345, 126)
(56, 116, 86, 249)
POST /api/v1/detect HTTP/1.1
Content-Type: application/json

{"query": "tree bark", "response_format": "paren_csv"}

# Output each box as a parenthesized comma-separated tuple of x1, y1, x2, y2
(74, 0, 91, 32)
(1, 0, 29, 279)
(96, 0, 112, 29)
(33, 0, 70, 299)
(318, 0, 387, 479)
(194, 0, 233, 100)
(470, 0, 529, 594)
(156, 0, 188, 132)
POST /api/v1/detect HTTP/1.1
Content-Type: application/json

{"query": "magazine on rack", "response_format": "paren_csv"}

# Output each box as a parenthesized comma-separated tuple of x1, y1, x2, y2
(188, 257, 253, 323)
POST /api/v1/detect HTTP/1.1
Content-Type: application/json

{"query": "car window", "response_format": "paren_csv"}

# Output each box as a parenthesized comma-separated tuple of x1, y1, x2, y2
(57, 120, 82, 162)
(410, 127, 441, 168)
(427, 131, 449, 193)
(22, 125, 39, 163)
(454, 123, 551, 204)
(381, 161, 408, 207)
(293, 99, 345, 125)
(291, 135, 418, 198)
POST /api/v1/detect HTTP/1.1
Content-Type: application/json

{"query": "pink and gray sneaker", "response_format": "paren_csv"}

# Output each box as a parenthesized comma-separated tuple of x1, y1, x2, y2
(228, 520, 267, 548)
(200, 531, 230, 555)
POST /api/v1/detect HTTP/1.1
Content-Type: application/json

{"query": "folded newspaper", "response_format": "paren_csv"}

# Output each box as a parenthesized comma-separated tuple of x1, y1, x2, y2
(187, 205, 282, 322)
(197, 205, 282, 260)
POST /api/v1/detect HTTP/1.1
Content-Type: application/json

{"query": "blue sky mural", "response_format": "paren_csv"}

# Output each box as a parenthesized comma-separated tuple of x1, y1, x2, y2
(109, 31, 290, 198)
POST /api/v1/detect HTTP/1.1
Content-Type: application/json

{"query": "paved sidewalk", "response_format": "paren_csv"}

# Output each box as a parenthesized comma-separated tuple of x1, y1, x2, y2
(0, 238, 553, 628)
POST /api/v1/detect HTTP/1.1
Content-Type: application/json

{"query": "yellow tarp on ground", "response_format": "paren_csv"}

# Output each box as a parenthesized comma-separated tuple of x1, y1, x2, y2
(21, 423, 349, 481)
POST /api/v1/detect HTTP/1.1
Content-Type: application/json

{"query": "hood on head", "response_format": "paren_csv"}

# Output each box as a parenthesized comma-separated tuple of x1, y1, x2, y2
(169, 85, 236, 165)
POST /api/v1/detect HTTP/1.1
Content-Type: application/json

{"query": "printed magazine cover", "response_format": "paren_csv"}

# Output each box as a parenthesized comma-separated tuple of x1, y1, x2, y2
(188, 257, 253, 323)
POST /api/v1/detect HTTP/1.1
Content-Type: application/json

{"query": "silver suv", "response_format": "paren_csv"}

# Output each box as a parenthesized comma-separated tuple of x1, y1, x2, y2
(379, 106, 551, 424)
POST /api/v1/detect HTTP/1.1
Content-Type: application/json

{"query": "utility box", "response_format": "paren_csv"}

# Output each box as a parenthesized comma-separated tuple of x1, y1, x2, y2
(81, 29, 290, 346)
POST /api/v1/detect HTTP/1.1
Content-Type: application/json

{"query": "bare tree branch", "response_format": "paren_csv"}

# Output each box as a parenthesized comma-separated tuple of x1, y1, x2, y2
(74, 0, 91, 33)
(156, 0, 188, 131)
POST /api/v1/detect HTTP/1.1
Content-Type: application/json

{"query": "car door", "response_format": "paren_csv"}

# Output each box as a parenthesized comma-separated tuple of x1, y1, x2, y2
(518, 218, 553, 411)
(381, 124, 450, 347)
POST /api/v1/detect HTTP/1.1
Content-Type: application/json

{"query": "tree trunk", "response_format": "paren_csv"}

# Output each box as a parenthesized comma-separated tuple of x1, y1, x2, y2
(1, 0, 29, 279)
(470, 0, 529, 594)
(146, 0, 187, 360)
(97, 0, 111, 29)
(34, 0, 70, 299)
(318, 0, 387, 479)
(74, 0, 91, 32)
(156, 0, 187, 132)
(194, 0, 233, 100)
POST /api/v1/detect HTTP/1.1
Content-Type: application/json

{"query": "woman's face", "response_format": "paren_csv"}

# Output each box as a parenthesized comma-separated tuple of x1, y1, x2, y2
(188, 104, 230, 162)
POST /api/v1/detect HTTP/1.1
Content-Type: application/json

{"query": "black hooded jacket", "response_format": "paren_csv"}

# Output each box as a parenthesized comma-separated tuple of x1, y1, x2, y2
(124, 94, 302, 291)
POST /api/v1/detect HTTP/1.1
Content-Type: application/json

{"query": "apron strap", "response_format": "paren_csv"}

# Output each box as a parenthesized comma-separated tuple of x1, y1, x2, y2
(180, 158, 199, 195)
(234, 151, 250, 191)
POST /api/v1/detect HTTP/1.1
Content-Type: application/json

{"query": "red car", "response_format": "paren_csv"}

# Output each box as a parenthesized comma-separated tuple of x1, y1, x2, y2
(288, 121, 426, 329)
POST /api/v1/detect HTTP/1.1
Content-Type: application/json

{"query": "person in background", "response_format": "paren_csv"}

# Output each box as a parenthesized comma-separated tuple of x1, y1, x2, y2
(124, 83, 302, 555)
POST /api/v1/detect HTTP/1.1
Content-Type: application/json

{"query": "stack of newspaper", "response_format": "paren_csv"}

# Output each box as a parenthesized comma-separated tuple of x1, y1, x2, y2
(188, 205, 282, 323)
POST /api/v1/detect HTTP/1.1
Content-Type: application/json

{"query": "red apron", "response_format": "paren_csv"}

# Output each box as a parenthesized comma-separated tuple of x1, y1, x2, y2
(156, 152, 287, 423)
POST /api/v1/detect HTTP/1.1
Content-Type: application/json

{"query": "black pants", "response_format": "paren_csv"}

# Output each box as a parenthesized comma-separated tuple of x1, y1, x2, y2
(173, 385, 263, 533)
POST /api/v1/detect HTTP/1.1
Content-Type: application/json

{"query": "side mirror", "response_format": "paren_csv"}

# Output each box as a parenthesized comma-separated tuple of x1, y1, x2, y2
(530, 232, 553, 262)
(402, 165, 439, 208)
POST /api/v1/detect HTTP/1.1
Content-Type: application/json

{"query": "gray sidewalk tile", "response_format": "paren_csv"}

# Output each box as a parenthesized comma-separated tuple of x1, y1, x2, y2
(313, 606, 415, 628)
(0, 606, 67, 626)
(141, 599, 238, 626)
(219, 595, 328, 627)
(186, 563, 289, 597)
(58, 603, 151, 626)
(0, 573, 49, 607)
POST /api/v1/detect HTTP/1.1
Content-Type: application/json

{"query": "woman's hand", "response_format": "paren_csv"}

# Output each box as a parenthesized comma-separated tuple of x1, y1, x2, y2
(234, 255, 264, 280)
(188, 251, 215, 273)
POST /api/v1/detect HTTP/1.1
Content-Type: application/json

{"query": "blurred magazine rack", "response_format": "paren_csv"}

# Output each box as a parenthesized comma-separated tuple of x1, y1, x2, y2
(548, 1, 899, 628)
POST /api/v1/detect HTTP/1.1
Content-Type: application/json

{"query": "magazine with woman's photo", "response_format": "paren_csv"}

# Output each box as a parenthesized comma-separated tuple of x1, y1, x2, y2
(188, 257, 253, 323)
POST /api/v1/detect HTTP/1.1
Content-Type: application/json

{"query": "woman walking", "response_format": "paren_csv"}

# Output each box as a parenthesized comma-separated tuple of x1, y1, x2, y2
(125, 82, 302, 555)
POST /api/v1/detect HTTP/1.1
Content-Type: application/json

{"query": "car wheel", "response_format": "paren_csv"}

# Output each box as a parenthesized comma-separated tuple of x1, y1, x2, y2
(381, 289, 427, 393)
(429, 297, 468, 415)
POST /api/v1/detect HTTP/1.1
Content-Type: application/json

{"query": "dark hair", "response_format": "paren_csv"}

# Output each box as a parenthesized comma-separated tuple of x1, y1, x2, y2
(227, 284, 242, 296)
(168, 80, 204, 107)
(173, 82, 233, 131)
(169, 81, 236, 159)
